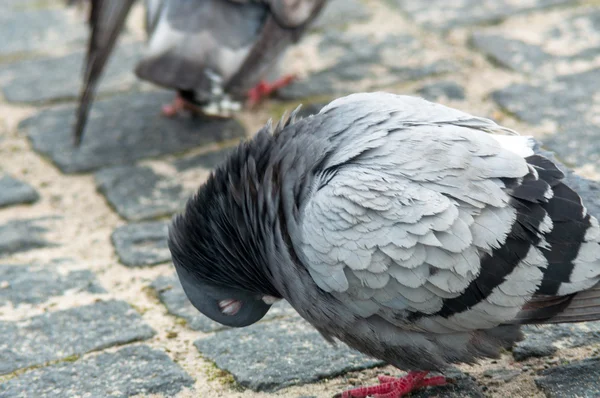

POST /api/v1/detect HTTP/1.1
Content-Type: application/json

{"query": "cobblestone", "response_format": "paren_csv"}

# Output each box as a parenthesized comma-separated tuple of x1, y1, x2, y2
(0, 300, 155, 375)
(96, 145, 238, 221)
(535, 357, 600, 398)
(472, 7, 600, 79)
(112, 221, 171, 267)
(279, 30, 456, 100)
(195, 316, 383, 391)
(493, 69, 600, 169)
(0, 345, 193, 398)
(0, 9, 86, 58)
(411, 369, 485, 398)
(0, 263, 105, 306)
(0, 175, 39, 208)
(311, 0, 372, 31)
(21, 91, 246, 174)
(417, 81, 466, 101)
(0, 217, 57, 257)
(392, 0, 576, 31)
(0, 42, 143, 104)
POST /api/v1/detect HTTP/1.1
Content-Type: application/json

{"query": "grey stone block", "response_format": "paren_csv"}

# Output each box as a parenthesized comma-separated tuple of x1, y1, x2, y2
(411, 369, 485, 398)
(151, 274, 297, 333)
(0, 10, 87, 57)
(393, 0, 575, 31)
(20, 91, 246, 174)
(493, 69, 600, 169)
(0, 217, 57, 256)
(518, 322, 600, 352)
(0, 175, 39, 208)
(471, 33, 551, 74)
(482, 368, 521, 384)
(96, 145, 240, 222)
(0, 300, 155, 375)
(417, 81, 466, 101)
(172, 146, 236, 172)
(0, 345, 194, 398)
(96, 165, 187, 222)
(512, 342, 557, 361)
(194, 316, 383, 391)
(472, 9, 600, 78)
(0, 0, 57, 12)
(277, 72, 337, 100)
(111, 221, 171, 267)
(535, 357, 600, 398)
(0, 263, 105, 306)
(311, 0, 372, 31)
(0, 42, 143, 104)
(278, 33, 455, 100)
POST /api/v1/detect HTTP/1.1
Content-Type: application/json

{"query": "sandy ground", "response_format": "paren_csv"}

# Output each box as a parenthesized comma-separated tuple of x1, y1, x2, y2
(1, 1, 599, 397)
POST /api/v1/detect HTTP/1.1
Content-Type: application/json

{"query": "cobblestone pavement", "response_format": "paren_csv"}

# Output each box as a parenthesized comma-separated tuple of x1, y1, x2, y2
(1, 1, 600, 397)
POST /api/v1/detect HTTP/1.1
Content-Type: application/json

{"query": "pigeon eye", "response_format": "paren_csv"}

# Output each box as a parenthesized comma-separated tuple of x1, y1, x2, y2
(218, 299, 242, 316)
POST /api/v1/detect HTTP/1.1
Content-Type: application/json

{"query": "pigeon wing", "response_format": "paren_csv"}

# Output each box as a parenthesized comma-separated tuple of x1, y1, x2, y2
(224, 0, 326, 95)
(296, 93, 600, 337)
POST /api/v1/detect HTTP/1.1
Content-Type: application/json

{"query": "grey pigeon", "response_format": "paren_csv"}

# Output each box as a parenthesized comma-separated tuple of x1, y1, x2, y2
(168, 92, 600, 397)
(68, 0, 326, 146)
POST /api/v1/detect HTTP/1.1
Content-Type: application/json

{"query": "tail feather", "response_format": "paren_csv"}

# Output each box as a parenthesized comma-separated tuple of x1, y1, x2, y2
(71, 0, 136, 146)
(513, 280, 600, 324)
(508, 151, 600, 325)
(543, 280, 600, 323)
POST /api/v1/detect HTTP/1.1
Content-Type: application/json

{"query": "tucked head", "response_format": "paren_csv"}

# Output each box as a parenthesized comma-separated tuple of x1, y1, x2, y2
(167, 134, 283, 328)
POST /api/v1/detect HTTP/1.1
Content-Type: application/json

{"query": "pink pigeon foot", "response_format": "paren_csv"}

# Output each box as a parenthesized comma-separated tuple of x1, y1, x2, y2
(334, 371, 448, 398)
(247, 75, 296, 107)
(161, 93, 202, 117)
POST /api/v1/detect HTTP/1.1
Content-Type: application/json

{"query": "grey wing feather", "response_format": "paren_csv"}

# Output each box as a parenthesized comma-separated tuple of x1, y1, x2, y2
(69, 0, 136, 146)
(224, 0, 326, 95)
(296, 93, 600, 337)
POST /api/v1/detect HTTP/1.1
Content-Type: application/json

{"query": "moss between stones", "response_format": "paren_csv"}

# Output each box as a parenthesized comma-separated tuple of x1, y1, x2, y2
(202, 356, 243, 391)
(0, 354, 81, 383)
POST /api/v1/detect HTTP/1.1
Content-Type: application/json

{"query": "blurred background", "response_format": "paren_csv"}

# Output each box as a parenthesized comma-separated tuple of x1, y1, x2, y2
(0, 0, 599, 397)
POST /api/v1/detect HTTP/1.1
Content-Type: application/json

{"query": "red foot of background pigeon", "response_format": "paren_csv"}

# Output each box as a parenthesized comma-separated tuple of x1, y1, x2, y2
(161, 93, 199, 117)
(247, 75, 296, 107)
(335, 372, 447, 398)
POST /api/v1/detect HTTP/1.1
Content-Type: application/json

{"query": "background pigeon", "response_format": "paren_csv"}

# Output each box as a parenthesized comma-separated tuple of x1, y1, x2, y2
(68, 0, 326, 146)
(167, 92, 600, 398)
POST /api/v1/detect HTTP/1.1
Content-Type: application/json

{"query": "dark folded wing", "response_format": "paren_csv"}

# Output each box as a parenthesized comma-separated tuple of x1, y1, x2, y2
(224, 0, 327, 96)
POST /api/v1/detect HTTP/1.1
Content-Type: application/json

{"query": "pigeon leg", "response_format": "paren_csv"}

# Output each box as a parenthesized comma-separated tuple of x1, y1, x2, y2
(161, 93, 188, 117)
(247, 74, 296, 107)
(334, 371, 447, 398)
(161, 93, 207, 118)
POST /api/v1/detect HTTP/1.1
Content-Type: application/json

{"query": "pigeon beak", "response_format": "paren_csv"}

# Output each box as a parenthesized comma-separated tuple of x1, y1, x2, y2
(262, 295, 281, 305)
(173, 261, 272, 328)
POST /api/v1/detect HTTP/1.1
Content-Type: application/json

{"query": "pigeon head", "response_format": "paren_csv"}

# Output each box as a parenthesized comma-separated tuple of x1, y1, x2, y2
(168, 129, 283, 328)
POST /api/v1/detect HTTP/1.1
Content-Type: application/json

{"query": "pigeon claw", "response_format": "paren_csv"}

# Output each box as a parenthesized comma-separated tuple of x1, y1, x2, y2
(161, 94, 201, 118)
(161, 95, 185, 117)
(246, 75, 296, 108)
(334, 371, 447, 398)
